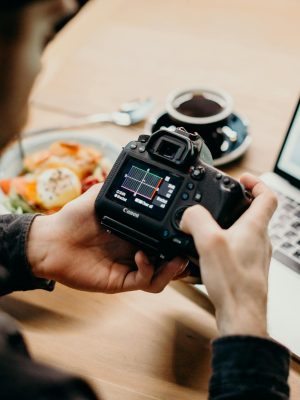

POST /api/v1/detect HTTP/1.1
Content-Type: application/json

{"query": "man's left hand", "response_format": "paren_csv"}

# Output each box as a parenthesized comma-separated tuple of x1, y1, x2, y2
(27, 184, 187, 293)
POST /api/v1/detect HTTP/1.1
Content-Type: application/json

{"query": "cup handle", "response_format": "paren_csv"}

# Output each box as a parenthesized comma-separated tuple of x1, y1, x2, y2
(216, 126, 238, 142)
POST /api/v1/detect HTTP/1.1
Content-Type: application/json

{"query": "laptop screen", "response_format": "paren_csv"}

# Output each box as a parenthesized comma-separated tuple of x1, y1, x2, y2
(275, 98, 300, 188)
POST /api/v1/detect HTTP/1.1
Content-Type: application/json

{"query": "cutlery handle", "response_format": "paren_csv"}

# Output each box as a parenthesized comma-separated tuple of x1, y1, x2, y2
(23, 113, 111, 137)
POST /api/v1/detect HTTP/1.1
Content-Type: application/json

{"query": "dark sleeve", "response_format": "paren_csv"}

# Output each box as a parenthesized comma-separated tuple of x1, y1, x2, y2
(0, 312, 99, 400)
(0, 214, 55, 296)
(209, 335, 290, 400)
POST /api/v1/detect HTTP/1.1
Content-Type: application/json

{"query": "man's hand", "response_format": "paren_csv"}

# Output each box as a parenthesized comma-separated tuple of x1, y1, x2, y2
(28, 184, 187, 294)
(180, 173, 278, 337)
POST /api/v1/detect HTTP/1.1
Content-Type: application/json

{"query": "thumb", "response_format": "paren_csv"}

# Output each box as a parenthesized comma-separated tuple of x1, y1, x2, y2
(180, 205, 222, 255)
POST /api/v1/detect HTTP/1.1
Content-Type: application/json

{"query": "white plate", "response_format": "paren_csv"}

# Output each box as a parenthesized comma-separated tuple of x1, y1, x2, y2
(0, 130, 121, 214)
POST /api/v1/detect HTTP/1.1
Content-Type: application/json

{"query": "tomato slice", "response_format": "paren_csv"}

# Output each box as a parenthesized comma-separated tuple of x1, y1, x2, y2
(81, 177, 100, 193)
(0, 179, 12, 195)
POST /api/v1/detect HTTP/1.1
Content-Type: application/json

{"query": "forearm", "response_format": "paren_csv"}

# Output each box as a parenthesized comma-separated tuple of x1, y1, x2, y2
(209, 336, 290, 400)
(0, 214, 54, 295)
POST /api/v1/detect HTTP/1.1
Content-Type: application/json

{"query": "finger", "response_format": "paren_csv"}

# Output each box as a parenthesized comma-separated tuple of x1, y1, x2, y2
(129, 252, 187, 292)
(241, 173, 277, 203)
(146, 257, 188, 293)
(180, 205, 223, 254)
(172, 267, 190, 280)
(83, 182, 104, 199)
(236, 174, 278, 227)
(62, 182, 103, 212)
(121, 251, 155, 291)
(240, 173, 261, 192)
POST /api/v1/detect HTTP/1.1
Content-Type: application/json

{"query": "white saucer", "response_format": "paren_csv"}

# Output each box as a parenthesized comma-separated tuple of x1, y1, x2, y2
(147, 111, 251, 167)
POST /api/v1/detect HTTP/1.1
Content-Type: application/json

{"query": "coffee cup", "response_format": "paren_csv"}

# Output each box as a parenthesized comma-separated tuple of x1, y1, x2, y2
(165, 87, 236, 157)
(166, 87, 233, 125)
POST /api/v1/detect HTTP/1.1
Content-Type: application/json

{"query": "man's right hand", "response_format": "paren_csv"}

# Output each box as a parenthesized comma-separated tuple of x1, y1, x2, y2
(180, 173, 278, 338)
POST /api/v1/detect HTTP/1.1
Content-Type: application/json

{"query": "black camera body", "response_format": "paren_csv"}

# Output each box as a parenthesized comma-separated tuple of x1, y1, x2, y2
(95, 128, 252, 260)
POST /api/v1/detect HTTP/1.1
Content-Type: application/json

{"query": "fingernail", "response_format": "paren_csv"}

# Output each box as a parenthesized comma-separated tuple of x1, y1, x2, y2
(179, 260, 188, 273)
(63, 0, 79, 13)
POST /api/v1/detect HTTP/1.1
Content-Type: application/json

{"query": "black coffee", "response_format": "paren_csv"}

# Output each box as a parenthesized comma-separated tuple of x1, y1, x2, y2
(176, 94, 223, 118)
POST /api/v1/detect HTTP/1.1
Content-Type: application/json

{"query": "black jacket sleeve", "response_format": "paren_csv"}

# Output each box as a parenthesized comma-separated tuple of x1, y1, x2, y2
(0, 214, 55, 296)
(209, 335, 290, 399)
(0, 214, 98, 399)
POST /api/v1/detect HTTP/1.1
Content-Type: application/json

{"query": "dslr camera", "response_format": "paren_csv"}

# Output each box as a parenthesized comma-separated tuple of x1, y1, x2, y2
(95, 127, 252, 262)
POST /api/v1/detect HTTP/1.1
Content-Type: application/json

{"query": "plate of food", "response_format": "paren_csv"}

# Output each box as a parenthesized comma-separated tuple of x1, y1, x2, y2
(0, 131, 120, 215)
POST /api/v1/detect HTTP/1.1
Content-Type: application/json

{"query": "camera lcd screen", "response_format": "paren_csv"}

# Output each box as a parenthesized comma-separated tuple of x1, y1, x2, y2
(107, 158, 183, 220)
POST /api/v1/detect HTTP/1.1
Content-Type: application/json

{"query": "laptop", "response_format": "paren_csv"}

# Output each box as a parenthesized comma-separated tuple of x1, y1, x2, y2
(261, 97, 300, 358)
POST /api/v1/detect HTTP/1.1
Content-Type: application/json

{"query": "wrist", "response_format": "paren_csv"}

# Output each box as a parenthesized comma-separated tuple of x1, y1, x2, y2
(216, 307, 268, 338)
(27, 215, 55, 280)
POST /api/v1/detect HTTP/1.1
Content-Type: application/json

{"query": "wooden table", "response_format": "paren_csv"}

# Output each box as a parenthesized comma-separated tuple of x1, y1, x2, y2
(1, 0, 300, 398)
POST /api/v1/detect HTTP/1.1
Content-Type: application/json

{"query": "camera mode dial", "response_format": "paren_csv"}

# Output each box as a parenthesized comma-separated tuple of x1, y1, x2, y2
(190, 165, 205, 180)
(189, 132, 200, 141)
(138, 134, 150, 143)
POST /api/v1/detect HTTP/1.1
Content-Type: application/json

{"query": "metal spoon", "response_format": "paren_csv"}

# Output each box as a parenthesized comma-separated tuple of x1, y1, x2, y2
(24, 98, 155, 137)
(18, 98, 154, 161)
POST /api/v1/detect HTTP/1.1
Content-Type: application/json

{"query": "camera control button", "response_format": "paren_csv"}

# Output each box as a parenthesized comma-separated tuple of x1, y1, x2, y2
(189, 132, 200, 141)
(191, 166, 205, 180)
(223, 177, 230, 185)
(172, 236, 191, 249)
(173, 207, 188, 229)
(130, 143, 137, 150)
(216, 173, 222, 180)
(138, 134, 150, 143)
(172, 236, 186, 246)
(161, 229, 170, 238)
(181, 192, 189, 200)
(186, 182, 194, 190)
(138, 146, 146, 153)
(194, 192, 202, 202)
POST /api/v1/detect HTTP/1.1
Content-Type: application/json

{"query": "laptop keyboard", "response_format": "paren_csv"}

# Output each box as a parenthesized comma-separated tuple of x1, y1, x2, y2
(269, 191, 300, 274)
